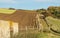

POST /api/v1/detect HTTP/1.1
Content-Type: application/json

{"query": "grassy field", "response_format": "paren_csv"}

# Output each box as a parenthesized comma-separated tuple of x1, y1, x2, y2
(35, 16, 60, 38)
(39, 16, 60, 38)
(0, 8, 16, 14)
(11, 31, 60, 38)
(46, 16, 60, 32)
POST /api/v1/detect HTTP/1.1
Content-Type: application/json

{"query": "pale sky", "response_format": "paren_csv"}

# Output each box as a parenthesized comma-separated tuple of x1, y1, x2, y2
(0, 0, 60, 10)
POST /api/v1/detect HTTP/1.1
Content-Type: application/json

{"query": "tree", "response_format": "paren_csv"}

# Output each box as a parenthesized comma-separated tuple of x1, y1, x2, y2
(9, 8, 15, 10)
(47, 6, 60, 18)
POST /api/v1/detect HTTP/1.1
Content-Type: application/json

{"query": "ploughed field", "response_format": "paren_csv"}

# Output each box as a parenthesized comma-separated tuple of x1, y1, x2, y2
(0, 8, 37, 27)
(0, 8, 39, 38)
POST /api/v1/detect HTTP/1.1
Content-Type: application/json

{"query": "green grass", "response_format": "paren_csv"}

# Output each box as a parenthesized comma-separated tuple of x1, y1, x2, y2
(12, 31, 40, 38)
(46, 16, 60, 32)
(38, 16, 60, 38)
(0, 8, 16, 14)
(12, 31, 60, 38)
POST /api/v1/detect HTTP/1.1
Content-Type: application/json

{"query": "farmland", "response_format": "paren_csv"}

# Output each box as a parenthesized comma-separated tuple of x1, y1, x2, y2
(0, 8, 16, 14)
(0, 7, 60, 38)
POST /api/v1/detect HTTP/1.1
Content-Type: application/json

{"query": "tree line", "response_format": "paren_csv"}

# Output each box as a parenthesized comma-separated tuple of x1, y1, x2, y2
(36, 6, 60, 18)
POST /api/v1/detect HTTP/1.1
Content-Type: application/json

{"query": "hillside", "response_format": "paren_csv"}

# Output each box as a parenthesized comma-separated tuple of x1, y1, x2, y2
(0, 8, 37, 28)
(0, 8, 39, 38)
(36, 6, 60, 38)
(0, 8, 60, 38)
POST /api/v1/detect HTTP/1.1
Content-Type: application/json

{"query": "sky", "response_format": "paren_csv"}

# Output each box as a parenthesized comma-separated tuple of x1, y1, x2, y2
(0, 0, 60, 10)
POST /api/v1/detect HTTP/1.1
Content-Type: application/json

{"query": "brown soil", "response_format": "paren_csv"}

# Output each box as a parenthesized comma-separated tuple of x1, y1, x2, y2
(0, 10, 38, 29)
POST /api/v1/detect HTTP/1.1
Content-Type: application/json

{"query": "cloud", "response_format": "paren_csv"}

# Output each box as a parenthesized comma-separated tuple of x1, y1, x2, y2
(0, 0, 60, 4)
(35, 0, 50, 2)
(34, 0, 60, 3)
(0, 0, 28, 4)
(0, 0, 17, 3)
